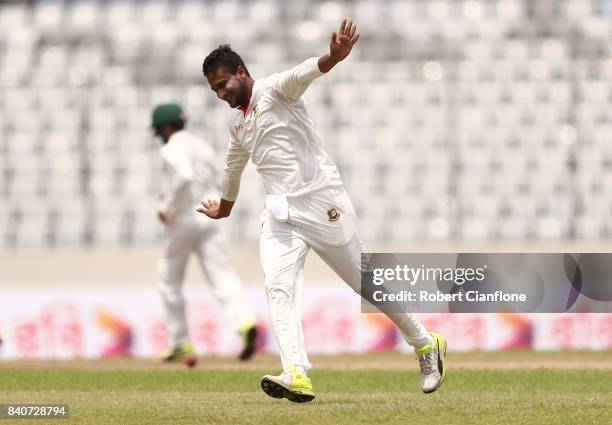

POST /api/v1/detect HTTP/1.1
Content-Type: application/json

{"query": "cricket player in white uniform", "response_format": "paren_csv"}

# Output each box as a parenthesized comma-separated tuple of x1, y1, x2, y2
(152, 104, 259, 367)
(197, 20, 446, 401)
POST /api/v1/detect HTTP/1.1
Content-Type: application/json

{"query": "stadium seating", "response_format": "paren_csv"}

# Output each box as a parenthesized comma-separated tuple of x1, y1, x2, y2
(0, 0, 611, 248)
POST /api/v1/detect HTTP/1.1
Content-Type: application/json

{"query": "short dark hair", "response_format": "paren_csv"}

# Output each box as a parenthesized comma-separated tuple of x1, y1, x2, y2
(202, 44, 250, 77)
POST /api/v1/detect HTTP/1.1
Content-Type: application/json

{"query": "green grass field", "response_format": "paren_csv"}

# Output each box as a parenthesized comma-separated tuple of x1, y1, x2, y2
(1, 352, 611, 425)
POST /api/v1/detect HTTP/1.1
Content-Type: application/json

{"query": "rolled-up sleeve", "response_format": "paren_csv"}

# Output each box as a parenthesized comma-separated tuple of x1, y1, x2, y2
(272, 57, 324, 101)
(221, 130, 249, 201)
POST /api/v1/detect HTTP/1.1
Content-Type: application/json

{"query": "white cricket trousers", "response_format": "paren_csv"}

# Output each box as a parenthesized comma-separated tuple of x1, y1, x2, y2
(259, 188, 430, 371)
(159, 215, 254, 348)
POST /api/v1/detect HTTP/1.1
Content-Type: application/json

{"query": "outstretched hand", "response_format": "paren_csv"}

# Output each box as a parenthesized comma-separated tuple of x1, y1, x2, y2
(329, 19, 360, 62)
(196, 199, 222, 219)
(196, 198, 234, 219)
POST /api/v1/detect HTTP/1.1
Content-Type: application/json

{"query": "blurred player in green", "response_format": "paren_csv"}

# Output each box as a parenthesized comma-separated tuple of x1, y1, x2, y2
(152, 103, 259, 367)
(199, 20, 446, 401)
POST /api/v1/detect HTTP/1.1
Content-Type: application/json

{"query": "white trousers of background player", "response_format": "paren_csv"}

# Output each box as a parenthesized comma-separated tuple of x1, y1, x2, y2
(260, 188, 431, 372)
(158, 215, 255, 348)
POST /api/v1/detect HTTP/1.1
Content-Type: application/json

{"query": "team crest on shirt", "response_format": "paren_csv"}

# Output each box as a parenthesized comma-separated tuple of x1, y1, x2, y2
(327, 207, 340, 222)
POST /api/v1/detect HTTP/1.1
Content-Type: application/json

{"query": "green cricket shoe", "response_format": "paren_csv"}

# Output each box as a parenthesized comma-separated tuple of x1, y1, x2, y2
(159, 341, 197, 368)
(261, 365, 315, 403)
(415, 332, 447, 393)
(238, 322, 258, 361)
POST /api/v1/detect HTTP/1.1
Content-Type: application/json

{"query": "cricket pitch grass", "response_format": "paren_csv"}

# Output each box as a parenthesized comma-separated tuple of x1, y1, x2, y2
(1, 351, 611, 425)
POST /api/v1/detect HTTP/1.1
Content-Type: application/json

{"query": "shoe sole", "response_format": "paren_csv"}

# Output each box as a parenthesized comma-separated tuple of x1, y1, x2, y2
(260, 377, 315, 403)
(239, 327, 258, 361)
(423, 334, 447, 394)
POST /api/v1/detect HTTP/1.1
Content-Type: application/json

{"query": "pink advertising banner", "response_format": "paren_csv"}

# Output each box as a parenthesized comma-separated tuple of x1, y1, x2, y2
(0, 285, 611, 359)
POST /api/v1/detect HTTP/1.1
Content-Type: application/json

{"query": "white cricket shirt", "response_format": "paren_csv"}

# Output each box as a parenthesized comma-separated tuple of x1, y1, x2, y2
(159, 130, 220, 221)
(221, 57, 345, 204)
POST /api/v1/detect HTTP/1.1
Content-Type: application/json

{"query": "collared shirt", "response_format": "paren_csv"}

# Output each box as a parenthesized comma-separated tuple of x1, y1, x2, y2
(221, 57, 344, 202)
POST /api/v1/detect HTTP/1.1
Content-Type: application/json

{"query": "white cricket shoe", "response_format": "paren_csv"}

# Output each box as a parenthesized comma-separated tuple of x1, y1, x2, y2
(415, 332, 447, 393)
(261, 365, 315, 403)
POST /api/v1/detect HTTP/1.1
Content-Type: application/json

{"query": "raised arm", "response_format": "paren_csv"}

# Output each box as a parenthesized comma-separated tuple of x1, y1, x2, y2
(318, 19, 360, 73)
(274, 19, 360, 100)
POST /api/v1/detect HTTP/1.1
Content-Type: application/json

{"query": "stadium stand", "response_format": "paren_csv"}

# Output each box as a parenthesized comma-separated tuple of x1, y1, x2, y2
(0, 0, 610, 248)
